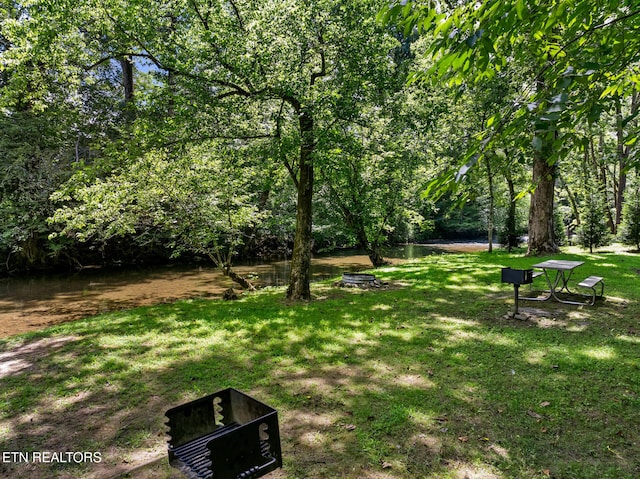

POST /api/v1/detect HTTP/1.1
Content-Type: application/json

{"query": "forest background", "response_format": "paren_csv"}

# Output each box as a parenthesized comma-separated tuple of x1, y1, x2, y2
(1, 0, 639, 300)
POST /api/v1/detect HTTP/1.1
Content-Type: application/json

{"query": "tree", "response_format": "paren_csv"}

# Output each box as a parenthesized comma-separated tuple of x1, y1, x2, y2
(0, 1, 85, 271)
(0, 1, 160, 272)
(499, 166, 521, 251)
(318, 128, 413, 268)
(317, 73, 426, 267)
(51, 142, 262, 288)
(3, 0, 398, 299)
(576, 182, 612, 253)
(0, 110, 73, 271)
(614, 93, 639, 229)
(382, 1, 640, 255)
(619, 185, 640, 250)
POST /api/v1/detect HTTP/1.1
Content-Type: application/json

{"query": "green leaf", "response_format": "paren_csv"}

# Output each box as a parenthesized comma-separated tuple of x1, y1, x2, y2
(540, 112, 560, 122)
(434, 15, 453, 36)
(515, 0, 525, 20)
(532, 136, 543, 151)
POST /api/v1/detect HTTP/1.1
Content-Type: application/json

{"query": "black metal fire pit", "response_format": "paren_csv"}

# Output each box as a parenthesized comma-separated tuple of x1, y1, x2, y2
(166, 388, 282, 479)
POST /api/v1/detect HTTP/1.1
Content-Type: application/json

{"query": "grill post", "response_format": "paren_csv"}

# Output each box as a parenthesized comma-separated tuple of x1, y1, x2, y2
(513, 283, 520, 316)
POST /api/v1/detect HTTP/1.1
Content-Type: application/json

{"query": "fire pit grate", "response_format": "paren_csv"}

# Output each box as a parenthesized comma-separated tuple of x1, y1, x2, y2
(339, 273, 384, 288)
(166, 388, 282, 479)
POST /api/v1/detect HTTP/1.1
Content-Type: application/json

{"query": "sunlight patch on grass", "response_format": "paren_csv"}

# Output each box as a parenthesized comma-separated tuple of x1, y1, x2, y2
(525, 349, 548, 365)
(52, 390, 92, 410)
(299, 429, 330, 447)
(615, 334, 640, 344)
(566, 309, 590, 320)
(383, 329, 417, 342)
(580, 346, 617, 360)
(451, 385, 485, 405)
(565, 323, 590, 332)
(371, 303, 392, 311)
(483, 334, 518, 348)
(0, 358, 31, 379)
(487, 442, 510, 460)
(439, 316, 480, 325)
(405, 409, 439, 428)
(448, 461, 503, 479)
(443, 329, 482, 345)
(393, 374, 435, 389)
(598, 262, 618, 268)
(443, 283, 487, 292)
(320, 341, 347, 355)
(284, 329, 309, 343)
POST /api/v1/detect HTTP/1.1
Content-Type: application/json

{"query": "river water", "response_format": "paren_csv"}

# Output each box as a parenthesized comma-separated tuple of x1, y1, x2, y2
(0, 242, 487, 338)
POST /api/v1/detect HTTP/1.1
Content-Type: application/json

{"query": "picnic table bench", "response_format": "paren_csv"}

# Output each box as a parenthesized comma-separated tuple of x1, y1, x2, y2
(577, 275, 605, 305)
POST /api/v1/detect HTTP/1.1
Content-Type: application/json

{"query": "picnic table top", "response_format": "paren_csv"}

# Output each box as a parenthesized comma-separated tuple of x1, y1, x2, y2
(532, 259, 585, 271)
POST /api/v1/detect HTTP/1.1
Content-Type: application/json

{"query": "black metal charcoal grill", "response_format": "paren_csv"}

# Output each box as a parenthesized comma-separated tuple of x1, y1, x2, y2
(166, 388, 282, 479)
(501, 267, 534, 317)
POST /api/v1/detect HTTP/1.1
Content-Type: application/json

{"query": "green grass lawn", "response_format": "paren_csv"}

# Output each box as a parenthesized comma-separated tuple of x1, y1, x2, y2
(1, 247, 639, 479)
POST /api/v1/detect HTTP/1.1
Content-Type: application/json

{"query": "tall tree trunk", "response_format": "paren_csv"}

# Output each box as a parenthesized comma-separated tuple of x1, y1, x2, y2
(528, 75, 559, 256)
(286, 111, 314, 301)
(616, 93, 639, 226)
(119, 56, 135, 119)
(527, 148, 558, 255)
(485, 158, 494, 253)
(615, 96, 626, 228)
(504, 169, 518, 252)
(591, 134, 616, 233)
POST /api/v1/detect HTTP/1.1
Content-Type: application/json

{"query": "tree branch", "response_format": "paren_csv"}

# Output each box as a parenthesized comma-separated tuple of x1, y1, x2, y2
(228, 0, 246, 31)
(283, 159, 299, 188)
(556, 9, 640, 62)
(101, 9, 259, 100)
(310, 28, 326, 86)
(189, 0, 210, 30)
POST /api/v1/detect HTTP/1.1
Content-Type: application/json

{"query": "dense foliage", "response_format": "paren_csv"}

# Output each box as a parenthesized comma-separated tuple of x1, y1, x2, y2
(383, 0, 640, 254)
(619, 186, 640, 250)
(1, 1, 639, 293)
(576, 182, 613, 253)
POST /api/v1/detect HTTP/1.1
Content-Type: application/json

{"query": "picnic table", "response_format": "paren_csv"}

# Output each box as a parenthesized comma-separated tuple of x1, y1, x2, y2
(524, 259, 604, 305)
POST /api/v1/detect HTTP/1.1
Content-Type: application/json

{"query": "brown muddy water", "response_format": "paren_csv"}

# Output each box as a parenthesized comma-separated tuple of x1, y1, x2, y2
(0, 242, 487, 338)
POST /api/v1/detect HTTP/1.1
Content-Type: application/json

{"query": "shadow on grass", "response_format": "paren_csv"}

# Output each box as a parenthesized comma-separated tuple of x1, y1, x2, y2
(0, 250, 639, 479)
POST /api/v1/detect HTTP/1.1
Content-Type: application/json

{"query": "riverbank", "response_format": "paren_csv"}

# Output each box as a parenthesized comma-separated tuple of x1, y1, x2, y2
(0, 248, 638, 479)
(0, 243, 488, 338)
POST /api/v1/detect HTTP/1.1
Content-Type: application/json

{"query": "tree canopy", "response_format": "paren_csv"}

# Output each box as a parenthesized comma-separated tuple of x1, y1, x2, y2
(382, 0, 640, 253)
(1, 0, 639, 289)
(2, 0, 401, 298)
